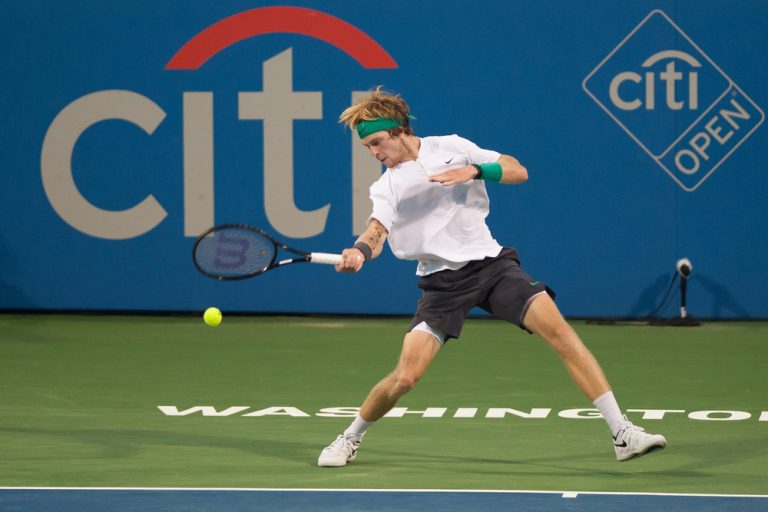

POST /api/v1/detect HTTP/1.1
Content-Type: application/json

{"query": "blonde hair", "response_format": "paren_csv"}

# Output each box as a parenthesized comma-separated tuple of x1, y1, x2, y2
(338, 86, 413, 135)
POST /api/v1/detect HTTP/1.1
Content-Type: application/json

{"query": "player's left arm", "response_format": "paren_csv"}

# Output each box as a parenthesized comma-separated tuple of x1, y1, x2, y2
(429, 154, 528, 186)
(496, 154, 528, 184)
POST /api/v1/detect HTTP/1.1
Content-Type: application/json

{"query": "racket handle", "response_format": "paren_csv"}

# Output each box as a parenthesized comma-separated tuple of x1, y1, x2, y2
(309, 252, 343, 265)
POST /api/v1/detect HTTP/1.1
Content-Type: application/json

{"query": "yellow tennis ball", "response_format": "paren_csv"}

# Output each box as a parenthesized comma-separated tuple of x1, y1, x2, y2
(203, 307, 222, 327)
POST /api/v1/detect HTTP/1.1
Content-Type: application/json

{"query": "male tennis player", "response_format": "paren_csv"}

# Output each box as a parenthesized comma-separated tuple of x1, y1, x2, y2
(318, 87, 666, 466)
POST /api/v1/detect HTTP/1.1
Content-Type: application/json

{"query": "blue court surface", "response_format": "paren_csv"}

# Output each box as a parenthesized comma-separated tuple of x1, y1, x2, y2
(1, 488, 766, 512)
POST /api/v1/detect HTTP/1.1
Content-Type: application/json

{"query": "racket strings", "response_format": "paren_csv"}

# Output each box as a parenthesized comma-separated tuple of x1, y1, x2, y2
(195, 227, 275, 278)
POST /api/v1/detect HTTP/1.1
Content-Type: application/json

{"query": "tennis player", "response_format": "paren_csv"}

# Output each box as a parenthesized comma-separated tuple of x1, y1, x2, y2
(318, 87, 666, 467)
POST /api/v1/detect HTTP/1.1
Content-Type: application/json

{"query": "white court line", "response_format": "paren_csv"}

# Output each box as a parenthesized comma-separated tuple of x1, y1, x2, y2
(0, 487, 766, 499)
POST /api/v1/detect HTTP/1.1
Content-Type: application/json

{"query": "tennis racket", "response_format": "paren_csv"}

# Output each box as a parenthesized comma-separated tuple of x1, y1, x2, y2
(192, 224, 342, 280)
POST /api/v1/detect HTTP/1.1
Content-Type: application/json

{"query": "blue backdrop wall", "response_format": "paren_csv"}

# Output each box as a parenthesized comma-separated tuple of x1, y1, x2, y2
(1, 1, 766, 318)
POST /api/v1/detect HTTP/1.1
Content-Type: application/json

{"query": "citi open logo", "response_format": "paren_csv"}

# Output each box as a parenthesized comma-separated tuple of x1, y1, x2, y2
(583, 10, 764, 191)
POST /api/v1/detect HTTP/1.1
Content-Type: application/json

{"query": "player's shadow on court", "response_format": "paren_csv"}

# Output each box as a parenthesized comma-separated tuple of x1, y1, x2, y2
(365, 431, 768, 481)
(363, 448, 707, 479)
(0, 426, 317, 461)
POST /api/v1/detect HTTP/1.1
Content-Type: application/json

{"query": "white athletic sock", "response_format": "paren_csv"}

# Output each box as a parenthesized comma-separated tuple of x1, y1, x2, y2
(343, 413, 373, 440)
(592, 391, 626, 437)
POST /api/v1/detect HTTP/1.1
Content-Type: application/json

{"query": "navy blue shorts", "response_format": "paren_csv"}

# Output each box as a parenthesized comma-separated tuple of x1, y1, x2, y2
(408, 248, 555, 341)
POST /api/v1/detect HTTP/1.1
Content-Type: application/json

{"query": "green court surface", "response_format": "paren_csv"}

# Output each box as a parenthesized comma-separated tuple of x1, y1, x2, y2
(0, 314, 765, 495)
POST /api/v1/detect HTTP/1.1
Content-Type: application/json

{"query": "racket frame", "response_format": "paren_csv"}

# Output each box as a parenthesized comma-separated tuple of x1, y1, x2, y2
(192, 224, 340, 280)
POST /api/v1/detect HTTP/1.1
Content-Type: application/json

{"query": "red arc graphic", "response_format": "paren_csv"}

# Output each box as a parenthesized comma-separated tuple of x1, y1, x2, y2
(166, 6, 397, 70)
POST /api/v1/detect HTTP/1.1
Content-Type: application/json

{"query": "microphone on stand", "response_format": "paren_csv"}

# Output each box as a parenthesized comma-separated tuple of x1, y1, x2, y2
(674, 258, 699, 325)
(650, 258, 700, 326)
(676, 258, 692, 279)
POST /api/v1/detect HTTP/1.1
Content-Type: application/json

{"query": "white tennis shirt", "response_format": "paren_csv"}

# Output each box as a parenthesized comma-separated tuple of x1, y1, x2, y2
(369, 134, 503, 276)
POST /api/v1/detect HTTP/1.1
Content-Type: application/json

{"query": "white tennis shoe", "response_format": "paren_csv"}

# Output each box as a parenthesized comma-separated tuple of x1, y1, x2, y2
(613, 417, 667, 461)
(318, 433, 362, 467)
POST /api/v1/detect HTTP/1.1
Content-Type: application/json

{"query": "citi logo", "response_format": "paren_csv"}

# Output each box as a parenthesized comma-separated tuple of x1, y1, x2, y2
(583, 10, 764, 192)
(610, 50, 700, 111)
(41, 7, 395, 240)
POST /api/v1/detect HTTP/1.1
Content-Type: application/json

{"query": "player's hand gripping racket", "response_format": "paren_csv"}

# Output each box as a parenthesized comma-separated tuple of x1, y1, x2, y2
(192, 224, 342, 280)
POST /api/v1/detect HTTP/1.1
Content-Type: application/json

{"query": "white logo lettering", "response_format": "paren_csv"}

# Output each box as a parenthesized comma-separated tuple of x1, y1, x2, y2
(609, 50, 700, 111)
(41, 71, 378, 240)
(239, 49, 327, 239)
(157, 405, 768, 423)
(485, 408, 552, 419)
(241, 406, 311, 417)
(688, 410, 751, 421)
(673, 98, 751, 175)
(316, 407, 361, 418)
(41, 90, 168, 239)
(558, 408, 603, 419)
(384, 407, 448, 418)
(183, 92, 215, 237)
(157, 405, 249, 416)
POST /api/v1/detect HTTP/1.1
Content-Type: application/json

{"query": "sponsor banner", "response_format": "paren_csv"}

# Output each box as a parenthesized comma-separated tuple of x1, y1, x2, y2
(583, 10, 764, 191)
(1, 2, 766, 317)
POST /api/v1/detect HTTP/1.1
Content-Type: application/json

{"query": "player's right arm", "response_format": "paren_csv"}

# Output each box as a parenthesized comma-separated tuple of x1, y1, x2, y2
(358, 218, 388, 259)
(336, 218, 388, 273)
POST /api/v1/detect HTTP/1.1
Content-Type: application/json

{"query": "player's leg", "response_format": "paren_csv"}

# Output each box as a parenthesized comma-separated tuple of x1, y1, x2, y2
(523, 293, 666, 461)
(318, 328, 442, 467)
(522, 292, 610, 400)
(359, 328, 442, 421)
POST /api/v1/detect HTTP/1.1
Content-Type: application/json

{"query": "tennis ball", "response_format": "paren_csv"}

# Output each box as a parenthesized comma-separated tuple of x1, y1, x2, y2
(203, 307, 222, 327)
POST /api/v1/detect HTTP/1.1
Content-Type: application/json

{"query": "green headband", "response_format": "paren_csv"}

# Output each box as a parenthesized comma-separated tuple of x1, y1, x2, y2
(355, 116, 414, 139)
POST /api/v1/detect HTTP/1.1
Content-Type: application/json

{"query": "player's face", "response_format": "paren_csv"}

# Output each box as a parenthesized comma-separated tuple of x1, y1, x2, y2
(361, 130, 410, 167)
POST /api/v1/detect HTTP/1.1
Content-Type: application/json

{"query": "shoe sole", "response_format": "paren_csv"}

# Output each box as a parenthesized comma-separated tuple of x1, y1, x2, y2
(617, 440, 667, 461)
(318, 451, 357, 467)
(318, 460, 347, 467)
